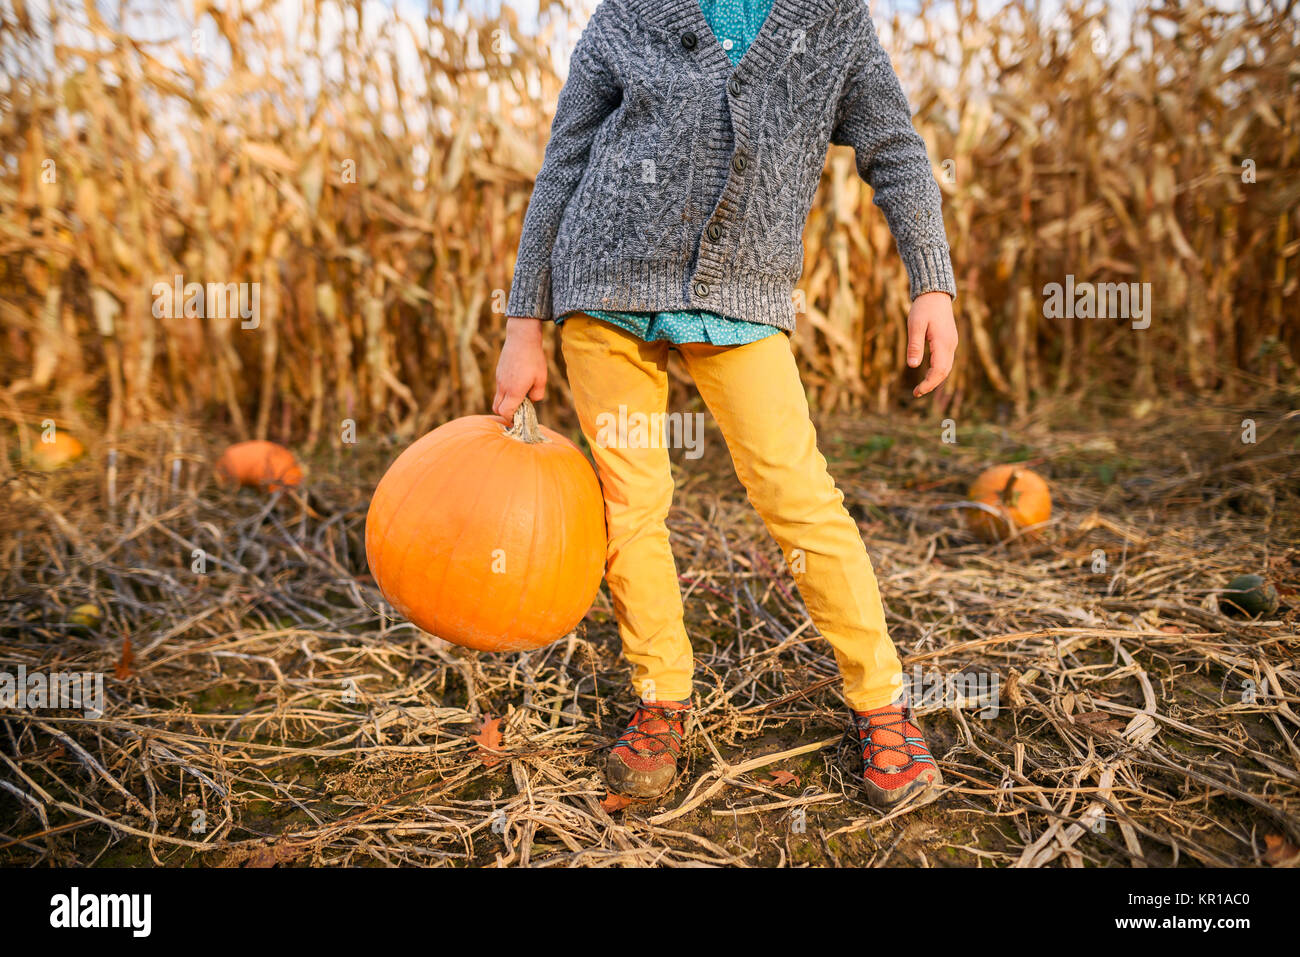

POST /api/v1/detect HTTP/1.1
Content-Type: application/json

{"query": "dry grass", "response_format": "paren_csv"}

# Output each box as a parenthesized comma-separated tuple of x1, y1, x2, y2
(2, 0, 1297, 869)
(1, 0, 1297, 445)
(2, 394, 1297, 867)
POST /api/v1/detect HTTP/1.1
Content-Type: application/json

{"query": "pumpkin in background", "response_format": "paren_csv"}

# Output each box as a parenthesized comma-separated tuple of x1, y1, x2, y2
(965, 465, 1052, 542)
(68, 603, 103, 630)
(216, 440, 303, 490)
(1221, 574, 1279, 618)
(366, 399, 606, 653)
(31, 432, 84, 470)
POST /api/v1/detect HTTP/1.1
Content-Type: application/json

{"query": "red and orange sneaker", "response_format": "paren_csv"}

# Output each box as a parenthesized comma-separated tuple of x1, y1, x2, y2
(605, 699, 691, 799)
(851, 700, 944, 809)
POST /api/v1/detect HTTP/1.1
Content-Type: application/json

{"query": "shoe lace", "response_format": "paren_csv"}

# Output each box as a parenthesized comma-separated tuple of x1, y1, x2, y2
(615, 702, 689, 756)
(853, 705, 933, 774)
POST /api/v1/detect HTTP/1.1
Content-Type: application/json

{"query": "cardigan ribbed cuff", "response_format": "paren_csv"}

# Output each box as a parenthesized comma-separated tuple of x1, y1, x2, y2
(506, 260, 554, 321)
(901, 244, 957, 301)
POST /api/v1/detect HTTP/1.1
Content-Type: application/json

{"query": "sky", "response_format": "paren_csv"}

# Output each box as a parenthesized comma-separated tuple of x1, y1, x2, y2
(1, 0, 1259, 127)
(3, 0, 1242, 82)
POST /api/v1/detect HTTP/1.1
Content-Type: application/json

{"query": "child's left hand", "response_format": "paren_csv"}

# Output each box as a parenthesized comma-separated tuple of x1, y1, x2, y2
(906, 291, 958, 398)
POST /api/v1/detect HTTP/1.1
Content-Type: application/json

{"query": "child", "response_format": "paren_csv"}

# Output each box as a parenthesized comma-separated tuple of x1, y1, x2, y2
(495, 0, 958, 809)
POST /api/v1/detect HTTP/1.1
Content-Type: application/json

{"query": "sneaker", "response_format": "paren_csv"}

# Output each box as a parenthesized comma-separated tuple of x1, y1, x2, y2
(851, 700, 943, 809)
(604, 699, 690, 799)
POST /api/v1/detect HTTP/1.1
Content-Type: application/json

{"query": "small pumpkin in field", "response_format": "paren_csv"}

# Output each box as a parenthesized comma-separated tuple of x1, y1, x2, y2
(68, 604, 103, 630)
(216, 440, 303, 490)
(965, 464, 1052, 542)
(31, 432, 85, 470)
(1221, 574, 1279, 618)
(365, 399, 606, 653)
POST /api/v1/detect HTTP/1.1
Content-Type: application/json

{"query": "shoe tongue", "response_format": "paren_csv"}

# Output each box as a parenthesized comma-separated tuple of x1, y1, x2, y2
(641, 700, 686, 717)
(871, 744, 908, 769)
(856, 708, 908, 762)
(856, 705, 904, 723)
(638, 700, 686, 728)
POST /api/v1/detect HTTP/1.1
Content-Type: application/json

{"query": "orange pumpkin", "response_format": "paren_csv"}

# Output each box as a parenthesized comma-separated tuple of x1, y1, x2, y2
(216, 440, 303, 490)
(31, 432, 85, 470)
(365, 399, 606, 653)
(964, 465, 1052, 541)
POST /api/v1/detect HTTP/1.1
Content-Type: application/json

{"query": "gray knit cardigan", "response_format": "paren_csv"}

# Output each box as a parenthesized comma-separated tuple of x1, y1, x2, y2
(506, 0, 956, 331)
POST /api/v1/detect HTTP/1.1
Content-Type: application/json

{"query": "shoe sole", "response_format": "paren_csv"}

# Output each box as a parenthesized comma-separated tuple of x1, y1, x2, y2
(604, 755, 679, 801)
(863, 768, 944, 810)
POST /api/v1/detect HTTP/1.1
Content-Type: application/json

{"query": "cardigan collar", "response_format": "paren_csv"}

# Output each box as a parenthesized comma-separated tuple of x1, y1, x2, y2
(626, 0, 841, 82)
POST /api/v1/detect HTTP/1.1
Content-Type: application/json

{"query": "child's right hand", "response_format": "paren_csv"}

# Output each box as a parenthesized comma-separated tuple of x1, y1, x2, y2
(492, 317, 548, 421)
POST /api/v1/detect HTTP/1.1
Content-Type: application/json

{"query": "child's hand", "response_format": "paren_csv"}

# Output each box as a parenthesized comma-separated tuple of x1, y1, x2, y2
(906, 292, 958, 398)
(493, 317, 548, 420)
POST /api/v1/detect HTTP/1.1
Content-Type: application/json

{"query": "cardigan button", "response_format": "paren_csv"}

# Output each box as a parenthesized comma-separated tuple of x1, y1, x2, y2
(694, 281, 710, 298)
(728, 76, 742, 96)
(681, 32, 697, 50)
(706, 223, 722, 242)
(732, 153, 747, 173)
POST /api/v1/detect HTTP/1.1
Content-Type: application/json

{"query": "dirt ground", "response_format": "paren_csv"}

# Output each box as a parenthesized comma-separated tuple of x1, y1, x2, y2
(2, 391, 1298, 867)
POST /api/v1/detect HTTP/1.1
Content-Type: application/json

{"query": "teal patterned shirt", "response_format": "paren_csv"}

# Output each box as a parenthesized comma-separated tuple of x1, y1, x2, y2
(560, 0, 779, 346)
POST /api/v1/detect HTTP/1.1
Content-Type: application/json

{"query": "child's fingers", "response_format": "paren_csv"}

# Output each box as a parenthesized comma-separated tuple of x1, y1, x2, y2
(497, 388, 526, 421)
(906, 313, 928, 368)
(912, 365, 946, 397)
(912, 341, 955, 397)
(498, 392, 525, 421)
(495, 373, 544, 419)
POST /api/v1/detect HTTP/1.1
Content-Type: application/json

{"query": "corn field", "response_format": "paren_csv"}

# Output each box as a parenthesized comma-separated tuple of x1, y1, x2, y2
(3, 0, 1299, 876)
(1, 0, 1298, 447)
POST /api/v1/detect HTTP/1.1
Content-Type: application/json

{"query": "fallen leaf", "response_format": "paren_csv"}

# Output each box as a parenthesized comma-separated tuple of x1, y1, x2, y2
(244, 842, 305, 868)
(114, 634, 134, 680)
(759, 770, 801, 788)
(601, 792, 634, 813)
(1263, 833, 1300, 866)
(1005, 669, 1026, 708)
(1072, 711, 1126, 734)
(472, 715, 503, 767)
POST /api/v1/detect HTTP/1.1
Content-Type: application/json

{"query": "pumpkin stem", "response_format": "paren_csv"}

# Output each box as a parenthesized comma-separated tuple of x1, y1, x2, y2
(1000, 469, 1021, 507)
(505, 397, 546, 444)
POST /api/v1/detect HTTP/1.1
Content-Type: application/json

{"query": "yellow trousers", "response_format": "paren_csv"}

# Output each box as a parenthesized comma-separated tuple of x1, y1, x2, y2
(560, 314, 903, 711)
